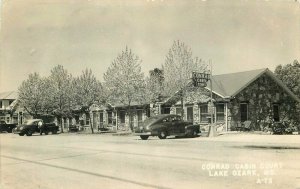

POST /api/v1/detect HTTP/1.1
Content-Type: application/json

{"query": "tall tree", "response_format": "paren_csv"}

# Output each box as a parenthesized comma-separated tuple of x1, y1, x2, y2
(274, 59, 300, 127)
(48, 65, 73, 133)
(73, 69, 105, 133)
(145, 68, 164, 103)
(103, 46, 145, 131)
(18, 73, 50, 118)
(275, 60, 300, 98)
(162, 40, 208, 117)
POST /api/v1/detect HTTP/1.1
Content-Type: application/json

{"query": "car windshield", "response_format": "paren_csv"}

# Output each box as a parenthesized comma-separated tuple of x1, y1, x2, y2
(24, 120, 38, 125)
(143, 116, 160, 125)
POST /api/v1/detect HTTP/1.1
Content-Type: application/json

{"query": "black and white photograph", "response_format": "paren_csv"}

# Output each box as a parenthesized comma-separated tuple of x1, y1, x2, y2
(0, 0, 300, 188)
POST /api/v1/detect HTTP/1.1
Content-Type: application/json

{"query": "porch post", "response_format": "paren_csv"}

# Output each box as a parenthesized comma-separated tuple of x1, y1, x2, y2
(116, 110, 118, 130)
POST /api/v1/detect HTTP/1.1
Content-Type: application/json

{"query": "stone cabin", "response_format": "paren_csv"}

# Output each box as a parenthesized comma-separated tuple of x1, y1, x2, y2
(158, 68, 300, 132)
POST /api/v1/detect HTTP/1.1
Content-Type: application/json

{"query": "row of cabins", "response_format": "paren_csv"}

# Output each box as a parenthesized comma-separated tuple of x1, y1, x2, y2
(1, 68, 299, 132)
(87, 68, 300, 132)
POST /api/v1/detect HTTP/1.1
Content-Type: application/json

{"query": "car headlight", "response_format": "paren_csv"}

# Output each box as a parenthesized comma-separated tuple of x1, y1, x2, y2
(20, 126, 24, 130)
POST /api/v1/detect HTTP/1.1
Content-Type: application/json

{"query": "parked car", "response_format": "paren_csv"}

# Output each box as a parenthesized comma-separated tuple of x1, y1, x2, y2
(0, 121, 17, 133)
(134, 114, 200, 140)
(13, 119, 59, 136)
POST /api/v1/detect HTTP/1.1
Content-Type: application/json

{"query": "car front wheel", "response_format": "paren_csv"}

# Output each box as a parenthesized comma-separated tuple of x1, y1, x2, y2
(140, 135, 149, 140)
(158, 130, 167, 139)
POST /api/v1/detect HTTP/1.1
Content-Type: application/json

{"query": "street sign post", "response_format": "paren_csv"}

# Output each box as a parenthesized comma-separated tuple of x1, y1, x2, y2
(191, 60, 215, 137)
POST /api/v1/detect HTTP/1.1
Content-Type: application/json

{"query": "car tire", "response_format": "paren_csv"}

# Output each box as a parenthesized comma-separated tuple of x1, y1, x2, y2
(158, 130, 167, 139)
(19, 133, 24, 136)
(193, 130, 198, 137)
(26, 130, 32, 136)
(186, 129, 193, 138)
(45, 131, 48, 135)
(186, 129, 197, 138)
(140, 135, 149, 140)
(52, 130, 57, 134)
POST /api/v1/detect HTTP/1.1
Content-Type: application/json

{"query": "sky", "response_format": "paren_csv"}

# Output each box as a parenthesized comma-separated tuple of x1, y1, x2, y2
(0, 0, 299, 93)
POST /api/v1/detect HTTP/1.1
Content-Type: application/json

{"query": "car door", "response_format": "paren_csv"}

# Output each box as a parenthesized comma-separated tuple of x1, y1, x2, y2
(175, 116, 186, 134)
(168, 116, 176, 135)
(33, 121, 39, 132)
(169, 115, 181, 134)
(161, 117, 173, 134)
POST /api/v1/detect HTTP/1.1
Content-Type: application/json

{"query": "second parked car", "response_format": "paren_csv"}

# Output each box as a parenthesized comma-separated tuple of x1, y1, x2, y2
(134, 114, 200, 140)
(0, 121, 17, 133)
(13, 119, 59, 136)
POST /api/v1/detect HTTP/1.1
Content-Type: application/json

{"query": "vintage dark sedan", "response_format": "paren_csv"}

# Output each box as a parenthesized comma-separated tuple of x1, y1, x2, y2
(0, 121, 17, 133)
(134, 114, 200, 140)
(13, 119, 59, 136)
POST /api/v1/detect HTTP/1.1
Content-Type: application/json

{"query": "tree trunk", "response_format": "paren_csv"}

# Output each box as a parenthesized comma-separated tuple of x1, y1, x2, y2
(60, 117, 64, 133)
(90, 117, 94, 134)
(180, 92, 184, 119)
(88, 109, 94, 134)
(128, 106, 133, 132)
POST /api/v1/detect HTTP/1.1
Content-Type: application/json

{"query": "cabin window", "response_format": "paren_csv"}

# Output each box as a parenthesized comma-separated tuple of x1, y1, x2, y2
(146, 109, 150, 117)
(108, 112, 113, 124)
(99, 112, 104, 128)
(187, 107, 194, 123)
(120, 111, 125, 124)
(273, 104, 280, 122)
(175, 107, 182, 115)
(86, 114, 90, 125)
(216, 104, 225, 122)
(240, 103, 248, 122)
(162, 107, 170, 114)
(199, 104, 208, 123)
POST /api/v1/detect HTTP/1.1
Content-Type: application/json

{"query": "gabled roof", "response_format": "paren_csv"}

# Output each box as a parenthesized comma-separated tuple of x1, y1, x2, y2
(109, 101, 149, 108)
(206, 68, 300, 102)
(163, 87, 212, 106)
(0, 91, 18, 100)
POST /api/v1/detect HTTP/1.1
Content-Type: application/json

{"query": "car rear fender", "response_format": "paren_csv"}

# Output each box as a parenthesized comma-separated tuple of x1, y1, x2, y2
(185, 125, 200, 132)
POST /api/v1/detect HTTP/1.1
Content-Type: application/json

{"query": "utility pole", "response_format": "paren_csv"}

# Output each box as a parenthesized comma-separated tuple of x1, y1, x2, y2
(208, 59, 215, 137)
